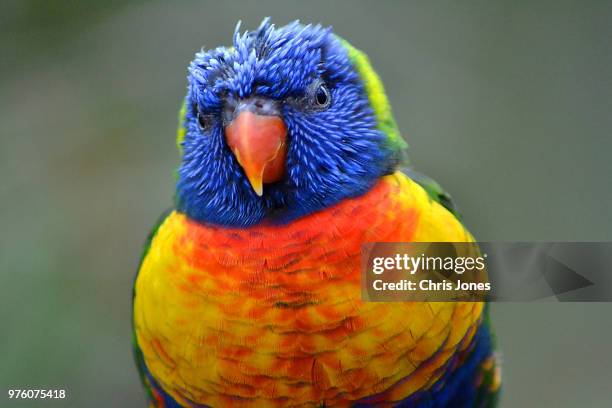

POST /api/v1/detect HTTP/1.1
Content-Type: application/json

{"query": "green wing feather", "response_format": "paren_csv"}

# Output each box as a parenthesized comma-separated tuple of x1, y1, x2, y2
(402, 167, 461, 219)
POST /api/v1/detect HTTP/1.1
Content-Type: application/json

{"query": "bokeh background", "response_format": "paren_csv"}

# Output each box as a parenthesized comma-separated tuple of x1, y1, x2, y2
(1, 1, 611, 407)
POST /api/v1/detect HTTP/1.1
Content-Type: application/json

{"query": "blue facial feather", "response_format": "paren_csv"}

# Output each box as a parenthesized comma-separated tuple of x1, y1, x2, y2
(176, 19, 397, 227)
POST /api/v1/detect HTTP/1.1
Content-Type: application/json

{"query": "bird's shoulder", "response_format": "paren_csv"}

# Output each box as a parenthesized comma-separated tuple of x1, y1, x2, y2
(400, 167, 461, 219)
(381, 170, 473, 243)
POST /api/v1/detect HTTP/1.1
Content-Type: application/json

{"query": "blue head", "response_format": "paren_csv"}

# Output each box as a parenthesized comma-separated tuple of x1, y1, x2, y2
(175, 19, 403, 227)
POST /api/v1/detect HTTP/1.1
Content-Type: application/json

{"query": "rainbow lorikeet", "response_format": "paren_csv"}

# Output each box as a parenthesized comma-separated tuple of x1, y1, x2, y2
(132, 19, 501, 407)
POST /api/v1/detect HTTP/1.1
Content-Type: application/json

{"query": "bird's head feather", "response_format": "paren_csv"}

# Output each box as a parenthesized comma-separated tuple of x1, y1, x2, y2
(175, 19, 405, 226)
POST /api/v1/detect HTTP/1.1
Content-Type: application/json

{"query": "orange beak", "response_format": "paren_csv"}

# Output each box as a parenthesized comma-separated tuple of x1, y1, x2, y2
(225, 111, 287, 196)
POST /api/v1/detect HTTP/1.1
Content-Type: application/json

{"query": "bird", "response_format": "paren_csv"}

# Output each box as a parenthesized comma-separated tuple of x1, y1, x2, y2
(132, 18, 501, 408)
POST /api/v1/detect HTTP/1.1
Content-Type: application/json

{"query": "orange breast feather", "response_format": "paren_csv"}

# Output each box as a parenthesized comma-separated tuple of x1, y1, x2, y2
(133, 171, 483, 407)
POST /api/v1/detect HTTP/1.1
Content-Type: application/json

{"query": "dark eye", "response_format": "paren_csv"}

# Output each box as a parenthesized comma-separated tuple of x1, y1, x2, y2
(196, 108, 214, 132)
(311, 82, 331, 110)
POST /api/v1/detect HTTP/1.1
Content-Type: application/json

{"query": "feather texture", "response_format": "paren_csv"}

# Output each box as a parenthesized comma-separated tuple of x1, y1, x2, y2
(133, 172, 497, 407)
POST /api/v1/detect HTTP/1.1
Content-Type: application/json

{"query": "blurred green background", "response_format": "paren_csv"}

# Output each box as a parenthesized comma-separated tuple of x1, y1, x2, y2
(1, 1, 611, 407)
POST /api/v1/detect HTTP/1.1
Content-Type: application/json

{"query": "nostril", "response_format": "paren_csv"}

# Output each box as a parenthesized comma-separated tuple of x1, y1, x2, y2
(223, 106, 235, 123)
(228, 97, 281, 118)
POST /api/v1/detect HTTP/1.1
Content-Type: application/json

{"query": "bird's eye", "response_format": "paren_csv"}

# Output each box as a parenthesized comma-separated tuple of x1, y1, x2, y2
(310, 82, 331, 110)
(196, 108, 215, 132)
